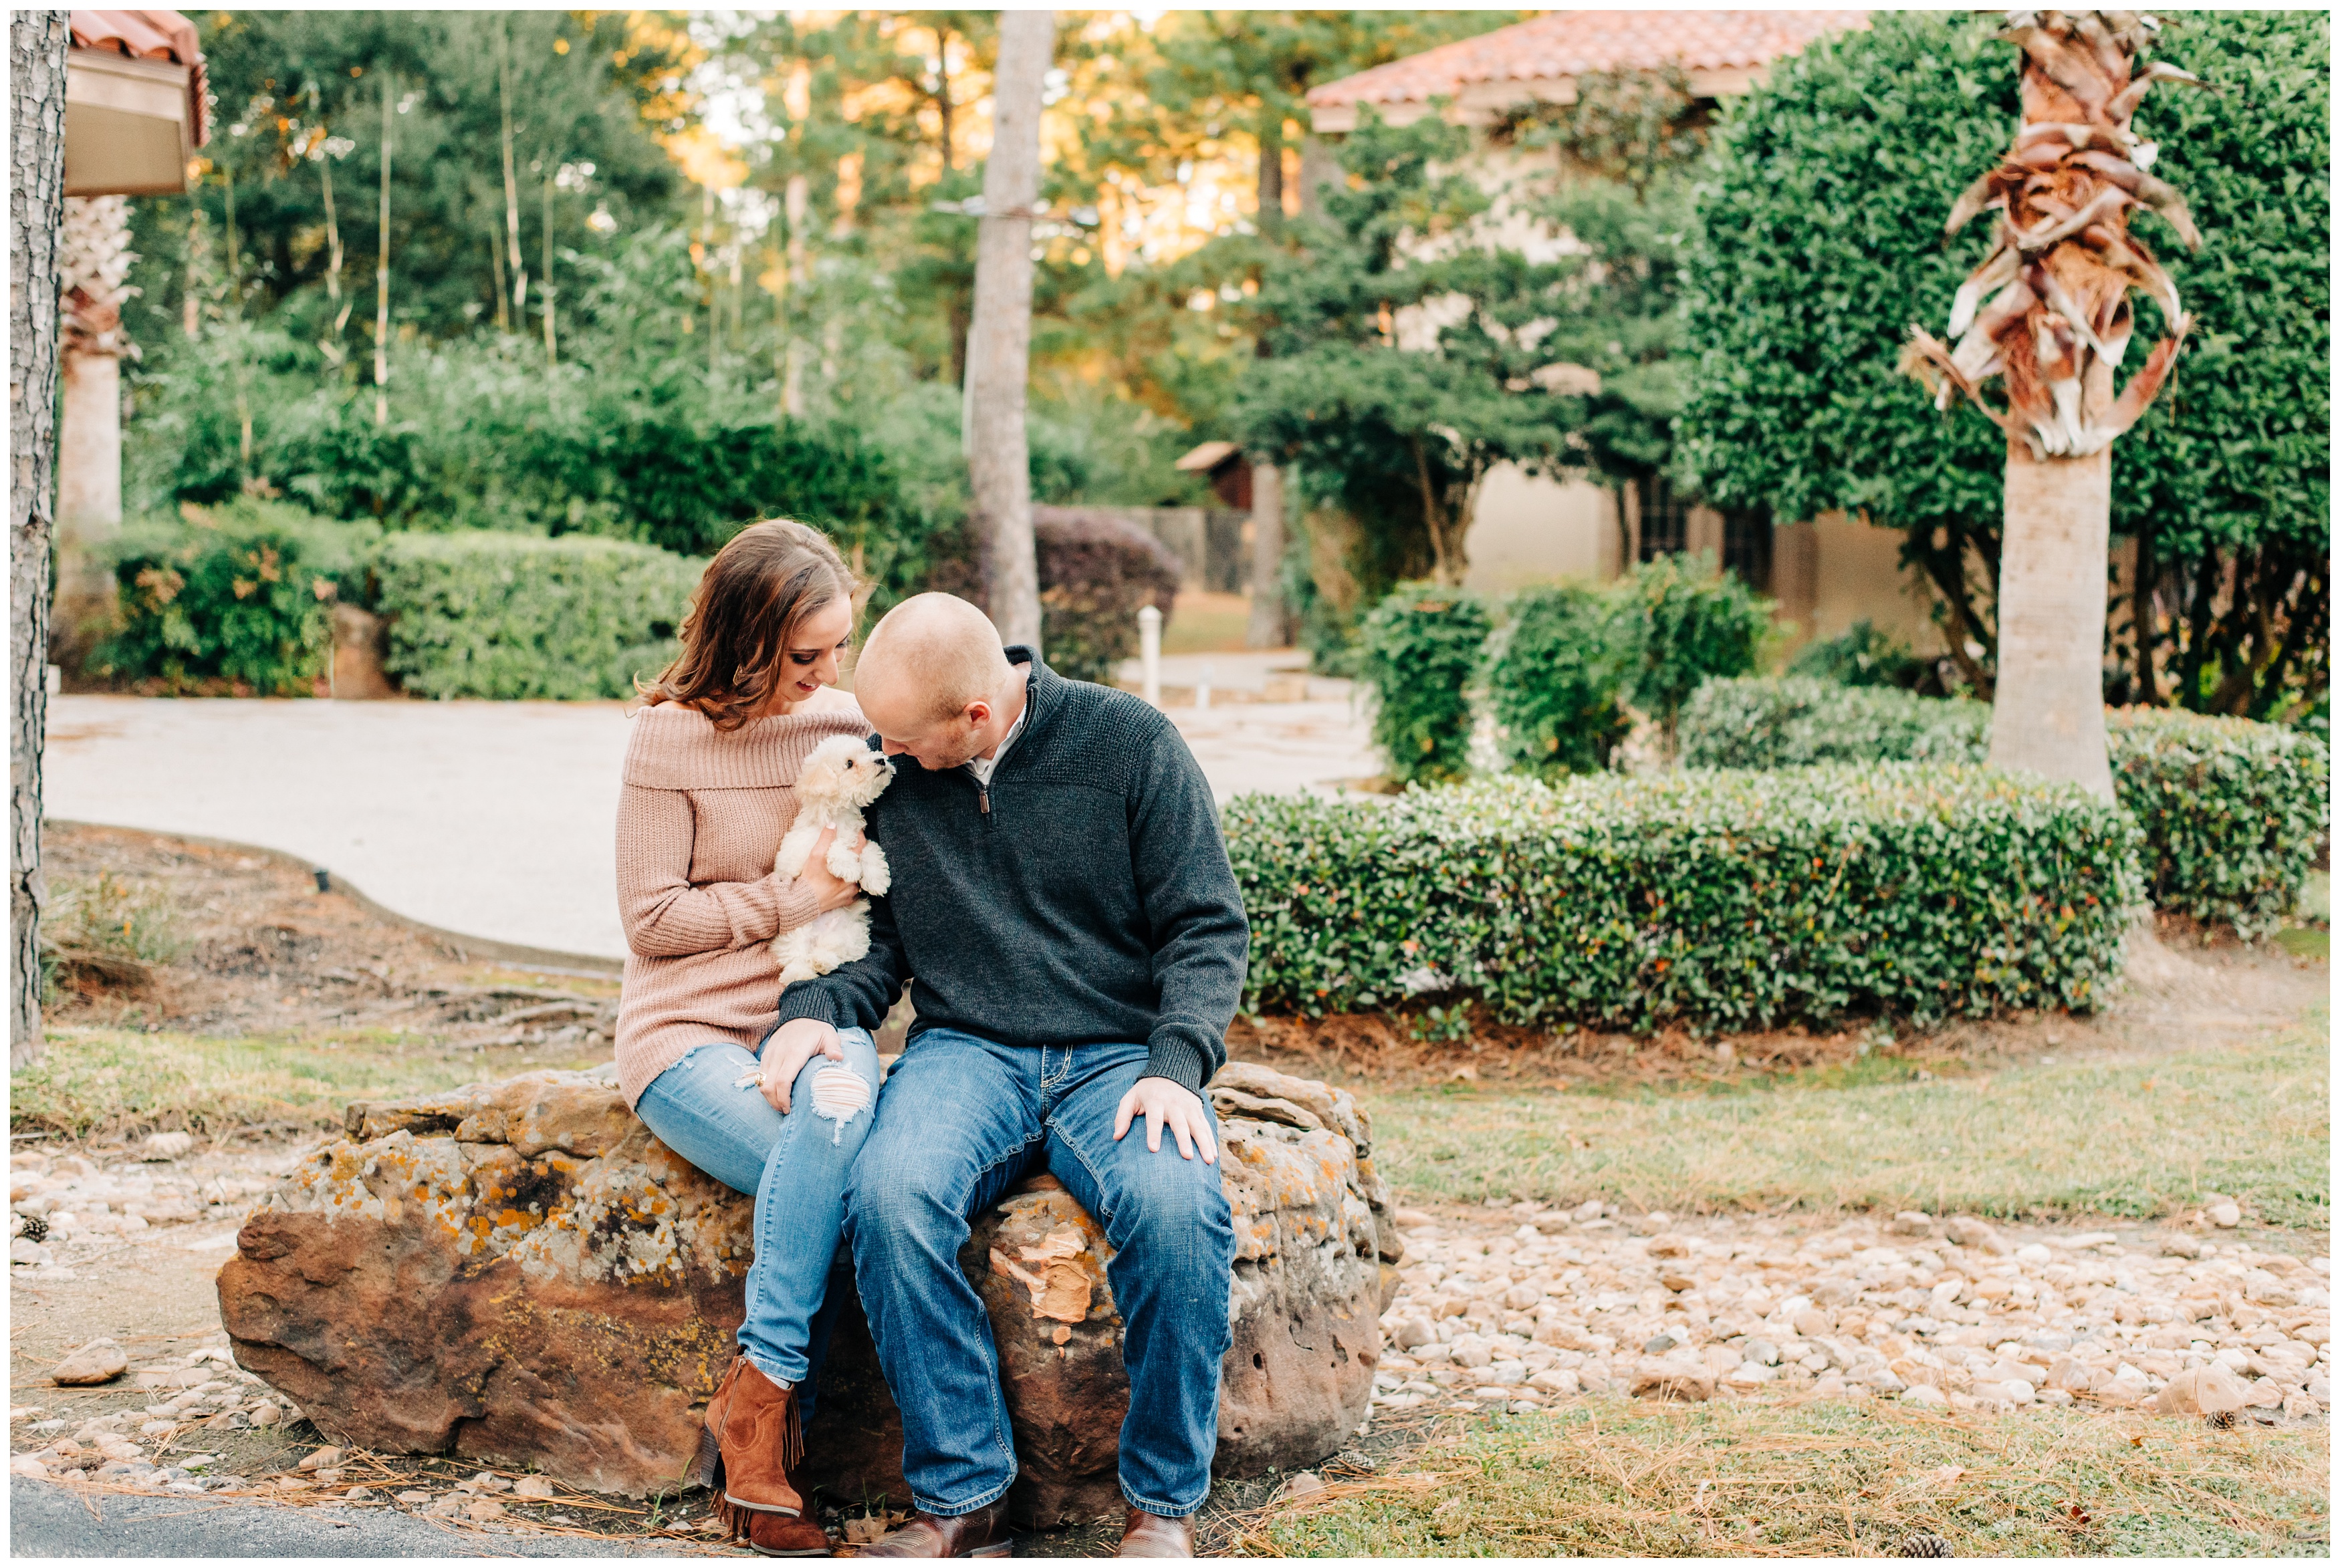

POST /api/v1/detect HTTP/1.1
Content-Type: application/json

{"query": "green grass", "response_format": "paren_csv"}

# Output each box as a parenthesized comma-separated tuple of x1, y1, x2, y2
(1239, 1401, 2329, 1557)
(1355, 1024, 2330, 1226)
(9, 1027, 591, 1142)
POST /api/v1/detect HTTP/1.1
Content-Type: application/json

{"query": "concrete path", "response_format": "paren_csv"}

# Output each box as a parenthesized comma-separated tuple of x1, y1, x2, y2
(9, 1476, 663, 1557)
(43, 692, 1377, 963)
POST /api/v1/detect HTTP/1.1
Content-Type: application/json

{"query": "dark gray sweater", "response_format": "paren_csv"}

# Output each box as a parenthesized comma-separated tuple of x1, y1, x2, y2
(766, 648, 1248, 1091)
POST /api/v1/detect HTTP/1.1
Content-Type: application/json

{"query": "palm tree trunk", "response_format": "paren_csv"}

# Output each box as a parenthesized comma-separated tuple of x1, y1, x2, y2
(11, 13, 69, 1066)
(1989, 437, 2113, 800)
(967, 9, 1054, 652)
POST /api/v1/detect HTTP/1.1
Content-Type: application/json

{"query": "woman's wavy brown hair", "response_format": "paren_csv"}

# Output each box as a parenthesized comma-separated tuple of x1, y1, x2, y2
(638, 519, 856, 732)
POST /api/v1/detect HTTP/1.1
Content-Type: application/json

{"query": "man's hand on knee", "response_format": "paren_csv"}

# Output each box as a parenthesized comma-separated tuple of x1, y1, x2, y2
(1113, 1076, 1216, 1164)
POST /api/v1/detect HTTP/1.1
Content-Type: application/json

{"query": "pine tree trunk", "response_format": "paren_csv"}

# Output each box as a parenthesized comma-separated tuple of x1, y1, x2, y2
(11, 14, 69, 1067)
(967, 9, 1054, 652)
(1246, 461, 1286, 648)
(1989, 436, 2114, 801)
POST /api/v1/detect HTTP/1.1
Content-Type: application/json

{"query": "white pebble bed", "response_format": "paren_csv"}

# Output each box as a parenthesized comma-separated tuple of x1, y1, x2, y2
(1372, 1199, 2331, 1422)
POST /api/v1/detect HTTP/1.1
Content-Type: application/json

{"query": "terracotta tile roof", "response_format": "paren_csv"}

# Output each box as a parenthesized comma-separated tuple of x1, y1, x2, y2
(70, 9, 207, 146)
(1308, 11, 1865, 110)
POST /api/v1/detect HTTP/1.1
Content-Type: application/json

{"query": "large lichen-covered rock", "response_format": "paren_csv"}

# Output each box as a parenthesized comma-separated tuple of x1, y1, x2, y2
(217, 1061, 1400, 1519)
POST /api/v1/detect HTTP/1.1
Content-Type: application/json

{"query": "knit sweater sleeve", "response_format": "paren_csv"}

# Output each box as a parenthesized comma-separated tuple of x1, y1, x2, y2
(616, 783, 822, 958)
(1129, 720, 1248, 1092)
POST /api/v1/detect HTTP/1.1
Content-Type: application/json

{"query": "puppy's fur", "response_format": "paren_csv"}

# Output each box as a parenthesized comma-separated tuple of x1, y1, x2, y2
(773, 734, 893, 987)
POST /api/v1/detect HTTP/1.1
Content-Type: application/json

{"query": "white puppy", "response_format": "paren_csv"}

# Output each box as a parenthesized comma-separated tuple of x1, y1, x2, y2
(772, 733, 894, 987)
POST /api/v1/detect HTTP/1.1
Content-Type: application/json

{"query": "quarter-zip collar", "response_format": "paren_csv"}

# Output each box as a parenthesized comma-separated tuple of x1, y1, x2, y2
(963, 646, 1048, 816)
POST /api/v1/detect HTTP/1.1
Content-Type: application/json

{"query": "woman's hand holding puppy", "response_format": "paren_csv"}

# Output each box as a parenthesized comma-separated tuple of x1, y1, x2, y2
(792, 825, 866, 914)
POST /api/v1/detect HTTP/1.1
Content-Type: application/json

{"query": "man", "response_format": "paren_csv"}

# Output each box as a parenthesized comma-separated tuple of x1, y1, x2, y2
(762, 593, 1246, 1559)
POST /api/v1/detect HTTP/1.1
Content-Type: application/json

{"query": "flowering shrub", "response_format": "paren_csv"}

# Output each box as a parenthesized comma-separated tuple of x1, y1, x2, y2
(1226, 766, 2141, 1031)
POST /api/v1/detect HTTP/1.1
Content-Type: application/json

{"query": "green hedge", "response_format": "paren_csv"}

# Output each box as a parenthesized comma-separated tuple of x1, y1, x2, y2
(2106, 707, 2332, 939)
(1227, 767, 2141, 1033)
(1679, 676, 1988, 768)
(94, 503, 377, 695)
(1680, 678, 2331, 935)
(372, 532, 703, 700)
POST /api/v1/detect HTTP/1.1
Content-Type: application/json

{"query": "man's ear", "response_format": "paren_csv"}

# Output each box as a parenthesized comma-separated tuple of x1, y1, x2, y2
(964, 700, 992, 730)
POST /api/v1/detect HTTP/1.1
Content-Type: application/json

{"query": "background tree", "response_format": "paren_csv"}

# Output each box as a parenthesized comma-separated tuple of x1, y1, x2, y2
(12, 13, 69, 1065)
(1681, 10, 2328, 727)
(1900, 10, 2202, 800)
(966, 9, 1055, 651)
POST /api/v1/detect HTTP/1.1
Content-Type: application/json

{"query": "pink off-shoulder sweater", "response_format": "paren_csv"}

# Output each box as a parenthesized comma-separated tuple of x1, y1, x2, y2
(612, 698, 872, 1107)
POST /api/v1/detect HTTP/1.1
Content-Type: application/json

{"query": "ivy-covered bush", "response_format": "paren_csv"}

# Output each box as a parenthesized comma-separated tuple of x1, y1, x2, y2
(1227, 766, 2141, 1032)
(2106, 707, 2331, 938)
(1482, 582, 1629, 779)
(94, 503, 378, 695)
(370, 532, 705, 700)
(1032, 509, 1181, 685)
(1679, 677, 1988, 769)
(1358, 583, 1491, 786)
(1680, 677, 2331, 934)
(1613, 551, 1772, 736)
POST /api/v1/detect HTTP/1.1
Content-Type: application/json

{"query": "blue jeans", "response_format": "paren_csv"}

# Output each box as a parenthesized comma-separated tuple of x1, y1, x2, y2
(844, 1029, 1234, 1519)
(635, 1029, 882, 1393)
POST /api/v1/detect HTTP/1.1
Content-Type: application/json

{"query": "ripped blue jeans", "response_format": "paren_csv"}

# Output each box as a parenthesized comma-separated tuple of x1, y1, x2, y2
(635, 1028, 881, 1391)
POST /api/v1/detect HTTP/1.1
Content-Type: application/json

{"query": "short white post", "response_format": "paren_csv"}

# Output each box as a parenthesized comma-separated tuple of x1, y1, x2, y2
(1197, 658, 1213, 712)
(1137, 604, 1162, 708)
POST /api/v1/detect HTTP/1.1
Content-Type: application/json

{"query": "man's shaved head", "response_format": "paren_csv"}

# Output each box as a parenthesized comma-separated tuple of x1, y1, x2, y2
(854, 594, 1025, 771)
(858, 593, 1014, 723)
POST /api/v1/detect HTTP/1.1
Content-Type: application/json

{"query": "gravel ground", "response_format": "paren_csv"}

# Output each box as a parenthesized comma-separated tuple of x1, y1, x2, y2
(1372, 1200, 2331, 1422)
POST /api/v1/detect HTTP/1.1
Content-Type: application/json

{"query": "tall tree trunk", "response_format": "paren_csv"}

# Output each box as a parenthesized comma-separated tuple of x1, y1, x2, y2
(12, 13, 69, 1067)
(1256, 110, 1284, 241)
(1246, 461, 1286, 648)
(782, 172, 808, 416)
(967, 9, 1054, 652)
(1990, 438, 2114, 800)
(1901, 11, 2198, 792)
(497, 28, 526, 325)
(374, 70, 393, 427)
(540, 165, 557, 368)
(54, 196, 134, 672)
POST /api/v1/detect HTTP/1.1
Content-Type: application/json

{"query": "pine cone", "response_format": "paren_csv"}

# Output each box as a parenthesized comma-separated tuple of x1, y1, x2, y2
(1898, 1533, 1954, 1558)
(2205, 1410, 2238, 1430)
(20, 1213, 48, 1243)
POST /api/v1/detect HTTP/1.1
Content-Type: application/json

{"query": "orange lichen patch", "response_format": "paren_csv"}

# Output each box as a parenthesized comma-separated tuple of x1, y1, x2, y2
(990, 1226, 1097, 1324)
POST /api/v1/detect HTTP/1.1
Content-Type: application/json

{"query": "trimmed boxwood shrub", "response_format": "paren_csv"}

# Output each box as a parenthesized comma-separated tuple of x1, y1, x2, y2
(372, 531, 704, 700)
(2106, 707, 2331, 939)
(1679, 676, 1988, 769)
(1226, 766, 2141, 1032)
(1680, 678, 2331, 934)
(94, 503, 378, 696)
(1359, 582, 1491, 786)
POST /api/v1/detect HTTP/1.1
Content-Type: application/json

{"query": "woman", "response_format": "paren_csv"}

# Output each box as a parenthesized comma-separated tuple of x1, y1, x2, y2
(614, 518, 877, 1557)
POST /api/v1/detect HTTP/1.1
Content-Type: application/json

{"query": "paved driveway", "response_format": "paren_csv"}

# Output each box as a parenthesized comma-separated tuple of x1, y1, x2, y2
(44, 692, 1375, 962)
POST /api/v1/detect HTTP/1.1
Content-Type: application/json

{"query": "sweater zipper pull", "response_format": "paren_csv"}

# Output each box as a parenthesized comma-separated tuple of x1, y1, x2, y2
(979, 785, 990, 815)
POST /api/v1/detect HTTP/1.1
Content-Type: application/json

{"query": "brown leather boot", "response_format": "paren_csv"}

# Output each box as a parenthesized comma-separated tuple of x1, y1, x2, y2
(855, 1500, 1012, 1558)
(708, 1358, 808, 1540)
(1119, 1509, 1194, 1558)
(739, 1508, 835, 1557)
